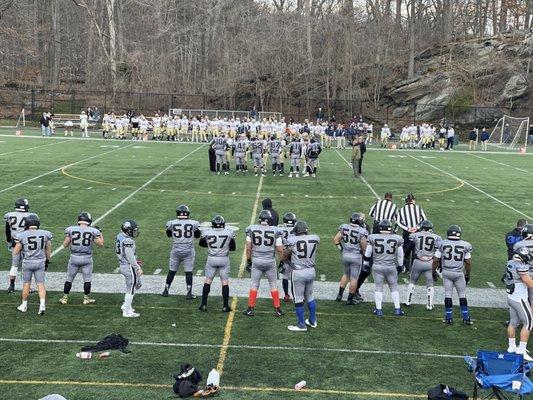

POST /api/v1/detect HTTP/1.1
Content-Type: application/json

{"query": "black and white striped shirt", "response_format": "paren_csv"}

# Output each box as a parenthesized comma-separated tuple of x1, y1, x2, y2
(369, 199, 398, 223)
(396, 204, 427, 231)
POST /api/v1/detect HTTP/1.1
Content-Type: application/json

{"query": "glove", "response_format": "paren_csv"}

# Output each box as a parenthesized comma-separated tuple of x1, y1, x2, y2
(246, 259, 252, 273)
(432, 271, 439, 281)
(137, 259, 144, 267)
(362, 262, 371, 274)
(464, 274, 470, 285)
(45, 259, 50, 271)
(93, 225, 102, 232)
(335, 243, 343, 252)
(396, 265, 405, 274)
(278, 261, 286, 273)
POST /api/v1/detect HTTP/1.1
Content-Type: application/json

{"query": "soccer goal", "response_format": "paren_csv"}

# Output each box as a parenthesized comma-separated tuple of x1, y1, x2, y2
(488, 115, 530, 149)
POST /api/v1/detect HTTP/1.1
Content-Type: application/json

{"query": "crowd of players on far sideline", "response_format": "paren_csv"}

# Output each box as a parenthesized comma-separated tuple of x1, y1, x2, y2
(4, 195, 533, 356)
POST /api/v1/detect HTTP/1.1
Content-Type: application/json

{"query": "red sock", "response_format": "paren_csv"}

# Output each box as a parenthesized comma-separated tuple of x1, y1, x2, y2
(271, 290, 280, 308)
(248, 289, 258, 307)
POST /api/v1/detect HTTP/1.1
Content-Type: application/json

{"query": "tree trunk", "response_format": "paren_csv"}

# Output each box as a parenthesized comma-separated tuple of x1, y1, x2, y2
(51, 0, 60, 89)
(105, 0, 118, 93)
(408, 0, 415, 78)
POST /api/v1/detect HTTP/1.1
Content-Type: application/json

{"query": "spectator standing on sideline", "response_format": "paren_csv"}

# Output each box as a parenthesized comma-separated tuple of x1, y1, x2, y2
(316, 107, 324, 123)
(506, 219, 528, 260)
(262, 198, 279, 227)
(445, 126, 455, 150)
(480, 128, 490, 151)
(468, 128, 477, 150)
(396, 193, 427, 271)
(40, 112, 50, 137)
(351, 136, 366, 178)
(250, 106, 258, 120)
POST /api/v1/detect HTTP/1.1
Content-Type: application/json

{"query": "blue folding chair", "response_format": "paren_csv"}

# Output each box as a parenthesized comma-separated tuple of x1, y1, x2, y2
(465, 350, 533, 399)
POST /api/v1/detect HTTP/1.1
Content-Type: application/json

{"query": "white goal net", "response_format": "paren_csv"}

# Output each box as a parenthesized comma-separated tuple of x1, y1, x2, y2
(488, 115, 530, 149)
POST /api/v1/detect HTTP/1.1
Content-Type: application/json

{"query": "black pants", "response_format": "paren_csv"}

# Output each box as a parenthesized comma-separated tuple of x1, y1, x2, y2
(208, 148, 216, 171)
(402, 230, 415, 270)
(358, 156, 363, 174)
(445, 137, 454, 149)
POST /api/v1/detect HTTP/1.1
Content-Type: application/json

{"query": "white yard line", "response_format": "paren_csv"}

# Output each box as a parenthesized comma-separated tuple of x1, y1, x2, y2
(0, 337, 464, 359)
(0, 133, 199, 146)
(153, 268, 162, 275)
(335, 149, 380, 199)
(51, 145, 205, 257)
(0, 144, 134, 195)
(468, 153, 533, 176)
(404, 153, 533, 220)
(0, 139, 67, 157)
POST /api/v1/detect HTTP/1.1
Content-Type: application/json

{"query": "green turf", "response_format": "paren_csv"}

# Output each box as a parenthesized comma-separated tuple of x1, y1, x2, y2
(0, 128, 530, 399)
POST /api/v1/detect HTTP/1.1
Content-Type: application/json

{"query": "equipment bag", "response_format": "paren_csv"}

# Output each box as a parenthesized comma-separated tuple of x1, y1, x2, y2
(428, 384, 469, 399)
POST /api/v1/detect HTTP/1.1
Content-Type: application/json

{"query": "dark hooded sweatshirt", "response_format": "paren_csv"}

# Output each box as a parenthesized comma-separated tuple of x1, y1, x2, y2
(262, 198, 279, 226)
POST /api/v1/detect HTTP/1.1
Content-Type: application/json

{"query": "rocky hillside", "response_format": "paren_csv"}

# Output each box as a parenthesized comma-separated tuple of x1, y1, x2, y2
(383, 31, 532, 127)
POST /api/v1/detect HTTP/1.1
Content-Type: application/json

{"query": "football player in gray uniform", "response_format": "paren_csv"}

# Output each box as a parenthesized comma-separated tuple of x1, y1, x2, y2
(278, 212, 297, 302)
(199, 215, 236, 312)
(5, 198, 36, 293)
(503, 247, 533, 361)
(304, 138, 322, 178)
(250, 137, 266, 177)
(405, 220, 441, 310)
(363, 219, 405, 317)
(59, 212, 104, 305)
(13, 214, 52, 315)
(116, 220, 143, 318)
(162, 205, 201, 299)
(233, 134, 249, 175)
(334, 213, 368, 305)
(433, 225, 473, 325)
(211, 134, 229, 175)
(268, 136, 283, 176)
(283, 221, 320, 331)
(243, 210, 284, 317)
(513, 224, 533, 307)
(288, 138, 302, 178)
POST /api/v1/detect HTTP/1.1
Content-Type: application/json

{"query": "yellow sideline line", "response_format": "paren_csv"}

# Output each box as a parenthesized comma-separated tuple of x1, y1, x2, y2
(0, 380, 426, 398)
(216, 175, 264, 375)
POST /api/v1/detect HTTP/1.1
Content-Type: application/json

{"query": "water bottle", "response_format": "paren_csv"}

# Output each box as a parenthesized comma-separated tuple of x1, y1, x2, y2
(207, 369, 220, 387)
(76, 351, 92, 359)
(294, 380, 306, 390)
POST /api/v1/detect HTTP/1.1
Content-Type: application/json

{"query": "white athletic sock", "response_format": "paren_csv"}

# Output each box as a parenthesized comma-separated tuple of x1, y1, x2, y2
(22, 300, 28, 307)
(406, 284, 415, 304)
(374, 291, 383, 309)
(123, 293, 134, 311)
(509, 338, 516, 348)
(391, 291, 400, 309)
(9, 266, 18, 276)
(427, 287, 434, 308)
(39, 298, 46, 308)
(518, 342, 528, 353)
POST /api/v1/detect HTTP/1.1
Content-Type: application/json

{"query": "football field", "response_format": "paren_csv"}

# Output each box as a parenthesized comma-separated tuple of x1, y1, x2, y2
(0, 127, 531, 399)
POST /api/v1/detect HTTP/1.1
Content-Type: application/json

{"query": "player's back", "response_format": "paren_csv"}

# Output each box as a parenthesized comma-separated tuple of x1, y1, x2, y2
(235, 139, 248, 153)
(203, 228, 235, 257)
(504, 259, 529, 299)
(251, 141, 264, 154)
(17, 229, 52, 261)
(166, 218, 199, 252)
(437, 239, 472, 271)
(116, 232, 136, 265)
(65, 225, 101, 256)
(368, 233, 403, 267)
(339, 224, 368, 255)
(4, 211, 35, 237)
(247, 224, 280, 260)
(411, 231, 441, 260)
(279, 226, 294, 246)
(287, 234, 320, 269)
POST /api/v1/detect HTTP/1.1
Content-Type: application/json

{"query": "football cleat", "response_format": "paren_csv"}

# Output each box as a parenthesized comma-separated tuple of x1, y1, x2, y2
(222, 306, 232, 313)
(122, 310, 140, 318)
(507, 345, 517, 353)
(17, 303, 27, 313)
(335, 294, 342, 302)
(517, 350, 533, 362)
(346, 299, 358, 306)
(295, 173, 299, 178)
(288, 173, 293, 178)
(83, 295, 96, 305)
(463, 318, 473, 326)
(243, 307, 255, 316)
(162, 287, 169, 297)
(224, 172, 229, 176)
(442, 318, 454, 325)
(7, 283, 15, 293)
(305, 318, 317, 328)
(426, 305, 434, 311)
(274, 307, 284, 317)
(198, 305, 207, 312)
(186, 292, 197, 300)
(283, 294, 291, 303)
(254, 173, 258, 177)
(355, 293, 363, 302)
(59, 295, 68, 304)
(288, 324, 307, 332)
(373, 308, 384, 317)
(394, 308, 405, 317)
(38, 307, 45, 316)
(404, 302, 411, 307)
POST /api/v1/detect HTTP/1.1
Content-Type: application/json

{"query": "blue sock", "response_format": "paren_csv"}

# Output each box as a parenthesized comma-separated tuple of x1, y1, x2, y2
(295, 304, 305, 326)
(461, 306, 470, 320)
(307, 300, 317, 323)
(445, 308, 453, 320)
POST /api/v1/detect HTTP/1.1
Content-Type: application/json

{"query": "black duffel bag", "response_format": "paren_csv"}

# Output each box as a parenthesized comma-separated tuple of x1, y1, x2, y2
(428, 384, 469, 399)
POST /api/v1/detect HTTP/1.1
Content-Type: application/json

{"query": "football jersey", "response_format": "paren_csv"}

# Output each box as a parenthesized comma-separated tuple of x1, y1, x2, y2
(115, 232, 137, 266)
(368, 233, 404, 267)
(435, 239, 473, 271)
(278, 226, 294, 246)
(201, 228, 236, 257)
(4, 211, 36, 239)
(286, 234, 320, 270)
(212, 136, 227, 151)
(504, 259, 530, 300)
(269, 140, 283, 155)
(166, 218, 200, 252)
(65, 225, 102, 256)
(234, 139, 249, 154)
(246, 224, 282, 260)
(513, 240, 533, 267)
(410, 232, 442, 260)
(16, 229, 53, 261)
(250, 140, 265, 155)
(339, 224, 368, 256)
(290, 141, 302, 156)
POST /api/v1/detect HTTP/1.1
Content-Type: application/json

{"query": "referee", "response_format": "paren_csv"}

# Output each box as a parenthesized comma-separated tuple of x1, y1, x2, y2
(369, 192, 398, 233)
(354, 192, 398, 301)
(396, 193, 427, 270)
